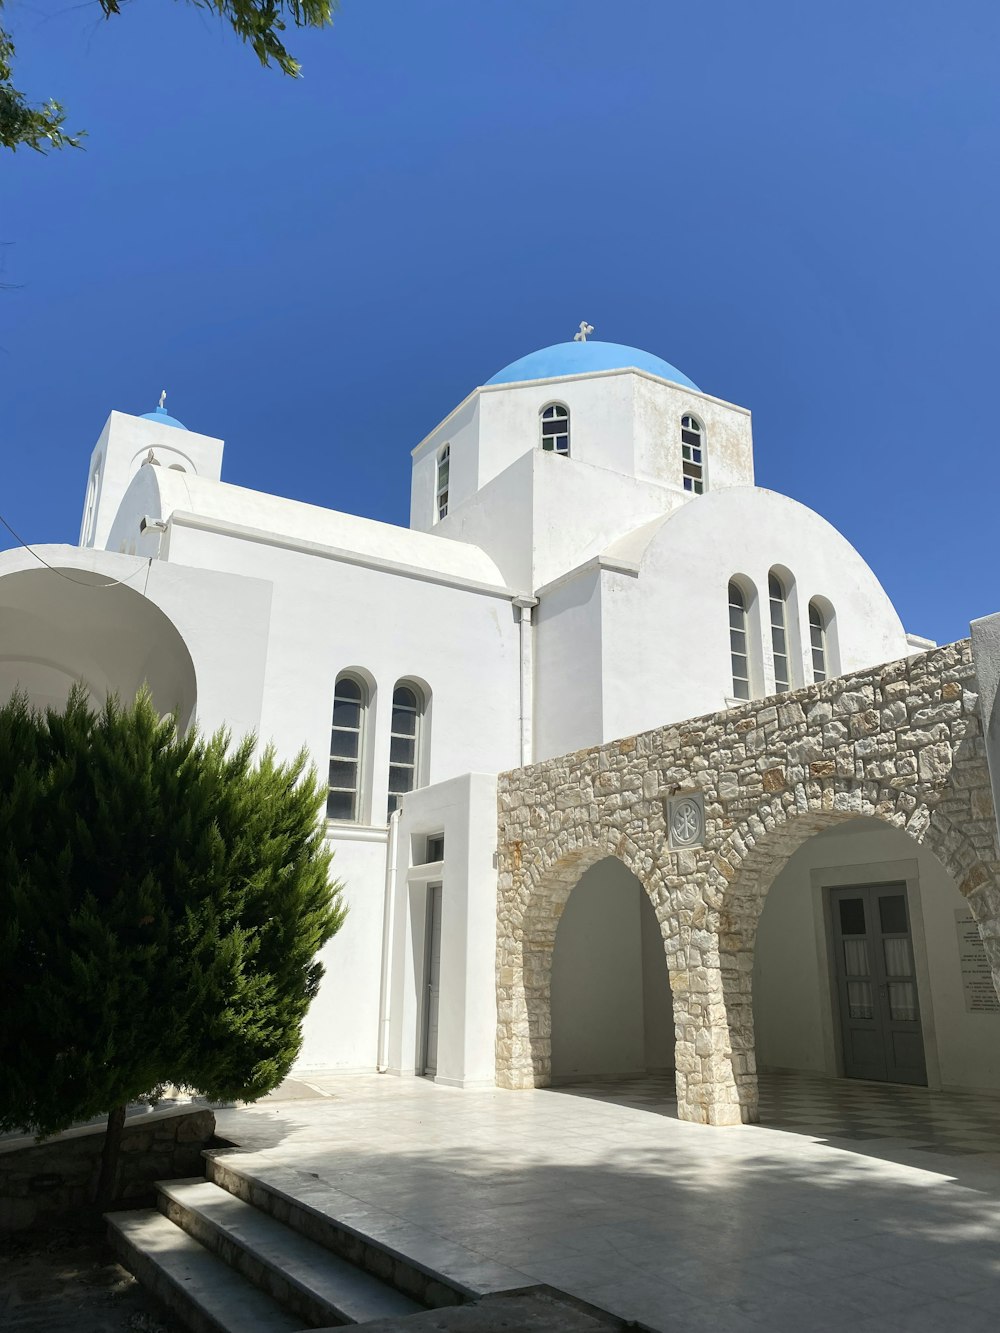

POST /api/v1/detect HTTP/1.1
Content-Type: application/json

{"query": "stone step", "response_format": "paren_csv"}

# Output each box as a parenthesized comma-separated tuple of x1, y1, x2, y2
(107, 1208, 305, 1333)
(205, 1151, 529, 1308)
(158, 1177, 423, 1327)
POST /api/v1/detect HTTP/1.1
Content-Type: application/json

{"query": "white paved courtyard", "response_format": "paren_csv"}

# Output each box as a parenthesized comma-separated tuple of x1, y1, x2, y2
(216, 1075, 1000, 1332)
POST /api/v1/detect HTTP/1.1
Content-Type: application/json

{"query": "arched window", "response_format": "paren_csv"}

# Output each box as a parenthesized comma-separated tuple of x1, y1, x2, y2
(328, 673, 368, 821)
(809, 601, 829, 682)
(540, 404, 570, 456)
(728, 581, 751, 700)
(388, 681, 426, 815)
(681, 415, 704, 494)
(768, 571, 790, 693)
(436, 445, 450, 521)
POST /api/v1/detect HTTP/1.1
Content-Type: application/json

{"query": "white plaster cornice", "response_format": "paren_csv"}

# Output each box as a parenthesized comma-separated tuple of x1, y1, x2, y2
(533, 553, 641, 601)
(166, 511, 526, 603)
(325, 822, 390, 844)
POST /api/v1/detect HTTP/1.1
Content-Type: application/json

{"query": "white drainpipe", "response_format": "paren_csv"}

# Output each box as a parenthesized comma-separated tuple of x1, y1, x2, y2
(376, 807, 402, 1073)
(514, 596, 538, 767)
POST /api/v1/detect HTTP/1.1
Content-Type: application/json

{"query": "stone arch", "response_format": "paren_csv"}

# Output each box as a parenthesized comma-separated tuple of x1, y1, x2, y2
(496, 829, 671, 1090)
(497, 638, 1000, 1122)
(704, 778, 999, 1122)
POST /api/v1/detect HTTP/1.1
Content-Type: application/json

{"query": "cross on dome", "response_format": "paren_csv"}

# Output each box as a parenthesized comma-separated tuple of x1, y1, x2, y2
(573, 321, 595, 343)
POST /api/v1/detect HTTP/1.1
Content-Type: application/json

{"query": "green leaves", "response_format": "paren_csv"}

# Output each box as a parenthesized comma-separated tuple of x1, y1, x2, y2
(0, 687, 346, 1138)
(2, 0, 337, 152)
(0, 26, 84, 153)
(167, 0, 338, 79)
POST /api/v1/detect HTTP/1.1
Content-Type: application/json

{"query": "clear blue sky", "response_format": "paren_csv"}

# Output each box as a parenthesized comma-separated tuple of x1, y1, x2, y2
(4, 0, 998, 645)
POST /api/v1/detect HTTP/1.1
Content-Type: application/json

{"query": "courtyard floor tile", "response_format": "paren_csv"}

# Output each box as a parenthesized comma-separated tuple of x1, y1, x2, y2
(216, 1074, 1000, 1332)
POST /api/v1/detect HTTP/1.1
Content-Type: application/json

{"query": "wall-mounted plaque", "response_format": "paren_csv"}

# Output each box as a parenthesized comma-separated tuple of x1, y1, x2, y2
(666, 792, 705, 851)
(955, 910, 1000, 1014)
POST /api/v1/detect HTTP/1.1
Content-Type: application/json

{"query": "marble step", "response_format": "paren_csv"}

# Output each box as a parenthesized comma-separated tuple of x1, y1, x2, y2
(158, 1177, 423, 1327)
(107, 1208, 305, 1333)
(205, 1150, 530, 1308)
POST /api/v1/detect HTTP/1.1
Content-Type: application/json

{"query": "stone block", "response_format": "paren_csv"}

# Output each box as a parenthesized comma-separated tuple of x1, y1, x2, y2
(918, 743, 953, 783)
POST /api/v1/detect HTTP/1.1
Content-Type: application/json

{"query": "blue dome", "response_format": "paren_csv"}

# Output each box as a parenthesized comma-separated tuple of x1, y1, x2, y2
(486, 341, 700, 391)
(141, 406, 188, 431)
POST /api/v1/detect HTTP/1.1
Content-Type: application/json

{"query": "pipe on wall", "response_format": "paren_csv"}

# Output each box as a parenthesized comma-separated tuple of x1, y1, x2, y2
(514, 596, 538, 767)
(376, 807, 402, 1072)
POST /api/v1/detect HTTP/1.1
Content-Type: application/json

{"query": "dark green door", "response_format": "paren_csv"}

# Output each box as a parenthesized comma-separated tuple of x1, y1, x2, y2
(830, 884, 927, 1086)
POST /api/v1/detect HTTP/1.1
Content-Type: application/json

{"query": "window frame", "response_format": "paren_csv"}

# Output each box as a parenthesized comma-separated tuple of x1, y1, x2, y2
(327, 672, 370, 823)
(540, 402, 570, 457)
(809, 600, 830, 683)
(436, 444, 450, 522)
(768, 570, 791, 693)
(387, 680, 427, 817)
(728, 579, 752, 701)
(680, 414, 705, 495)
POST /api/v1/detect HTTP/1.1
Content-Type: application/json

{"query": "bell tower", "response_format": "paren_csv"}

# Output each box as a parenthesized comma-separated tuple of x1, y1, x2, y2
(79, 395, 224, 550)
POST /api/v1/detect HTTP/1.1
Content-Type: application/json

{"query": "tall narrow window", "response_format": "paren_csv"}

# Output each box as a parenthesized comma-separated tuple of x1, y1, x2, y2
(328, 674, 367, 821)
(81, 465, 100, 545)
(809, 601, 829, 682)
(436, 445, 450, 521)
(769, 571, 790, 693)
(681, 415, 704, 494)
(540, 404, 570, 456)
(729, 581, 751, 700)
(388, 682, 425, 815)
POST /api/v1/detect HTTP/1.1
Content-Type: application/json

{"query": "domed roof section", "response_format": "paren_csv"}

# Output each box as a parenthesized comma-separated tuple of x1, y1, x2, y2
(140, 405, 188, 431)
(486, 340, 700, 391)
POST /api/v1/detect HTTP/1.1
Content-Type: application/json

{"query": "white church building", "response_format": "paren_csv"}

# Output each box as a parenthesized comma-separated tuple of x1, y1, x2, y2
(3, 333, 999, 1122)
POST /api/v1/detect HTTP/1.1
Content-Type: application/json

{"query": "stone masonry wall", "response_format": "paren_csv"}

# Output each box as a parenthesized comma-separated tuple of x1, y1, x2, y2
(0, 1107, 216, 1231)
(496, 640, 1000, 1124)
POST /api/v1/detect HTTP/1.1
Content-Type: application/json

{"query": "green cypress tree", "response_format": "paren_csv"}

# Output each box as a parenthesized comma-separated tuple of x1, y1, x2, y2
(0, 687, 345, 1204)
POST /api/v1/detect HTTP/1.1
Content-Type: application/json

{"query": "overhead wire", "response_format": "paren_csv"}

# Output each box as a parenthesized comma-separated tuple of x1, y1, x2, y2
(0, 510, 153, 591)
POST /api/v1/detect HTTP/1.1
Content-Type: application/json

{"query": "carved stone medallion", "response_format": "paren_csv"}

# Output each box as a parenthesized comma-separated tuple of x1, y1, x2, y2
(666, 792, 705, 850)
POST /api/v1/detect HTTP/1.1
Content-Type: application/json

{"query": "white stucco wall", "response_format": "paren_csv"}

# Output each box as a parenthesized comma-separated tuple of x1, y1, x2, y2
(597, 487, 910, 746)
(432, 448, 689, 595)
(550, 857, 674, 1079)
(429, 450, 536, 591)
(385, 773, 499, 1087)
(631, 374, 753, 493)
(297, 833, 388, 1072)
(160, 522, 521, 788)
(409, 396, 479, 529)
(551, 859, 645, 1078)
(753, 820, 1000, 1091)
(534, 565, 604, 760)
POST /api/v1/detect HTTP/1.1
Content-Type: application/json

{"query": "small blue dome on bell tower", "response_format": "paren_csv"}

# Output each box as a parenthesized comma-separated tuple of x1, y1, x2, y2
(140, 390, 188, 431)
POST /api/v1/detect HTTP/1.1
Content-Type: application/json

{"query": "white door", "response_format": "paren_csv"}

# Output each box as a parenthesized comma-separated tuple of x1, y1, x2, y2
(422, 884, 442, 1077)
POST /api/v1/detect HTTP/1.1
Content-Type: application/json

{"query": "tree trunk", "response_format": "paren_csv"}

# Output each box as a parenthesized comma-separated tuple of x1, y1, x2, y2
(94, 1104, 127, 1209)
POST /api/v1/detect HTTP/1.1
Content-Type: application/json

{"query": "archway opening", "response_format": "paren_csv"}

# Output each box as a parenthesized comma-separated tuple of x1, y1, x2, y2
(0, 567, 197, 728)
(550, 857, 674, 1084)
(749, 814, 1000, 1146)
